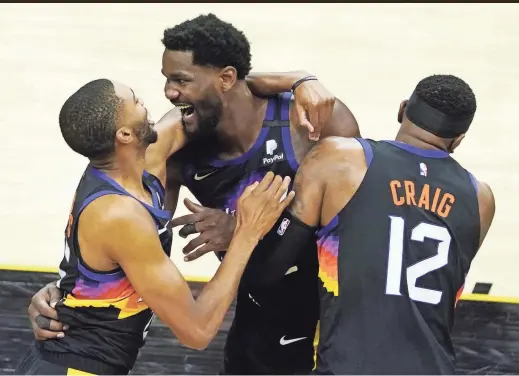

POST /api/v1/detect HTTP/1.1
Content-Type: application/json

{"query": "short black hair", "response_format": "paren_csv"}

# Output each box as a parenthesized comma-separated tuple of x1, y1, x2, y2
(162, 13, 252, 80)
(59, 79, 121, 159)
(414, 74, 476, 119)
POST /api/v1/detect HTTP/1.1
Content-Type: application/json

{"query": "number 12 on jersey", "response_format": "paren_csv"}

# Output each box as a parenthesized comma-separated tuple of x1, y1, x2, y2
(385, 216, 451, 305)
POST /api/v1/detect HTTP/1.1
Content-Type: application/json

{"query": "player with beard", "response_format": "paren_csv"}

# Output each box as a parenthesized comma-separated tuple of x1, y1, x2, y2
(159, 15, 359, 374)
(25, 14, 358, 375)
(16, 79, 296, 375)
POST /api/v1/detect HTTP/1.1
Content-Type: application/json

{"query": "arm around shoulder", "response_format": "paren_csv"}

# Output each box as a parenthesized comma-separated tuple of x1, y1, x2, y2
(320, 97, 360, 139)
(144, 108, 186, 186)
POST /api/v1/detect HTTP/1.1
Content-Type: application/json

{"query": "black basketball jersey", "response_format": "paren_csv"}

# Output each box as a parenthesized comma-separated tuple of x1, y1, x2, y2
(313, 139, 480, 375)
(178, 93, 319, 373)
(40, 165, 173, 374)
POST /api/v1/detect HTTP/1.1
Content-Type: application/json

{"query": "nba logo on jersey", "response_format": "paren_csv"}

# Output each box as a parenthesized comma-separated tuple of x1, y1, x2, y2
(420, 162, 428, 177)
(277, 217, 290, 236)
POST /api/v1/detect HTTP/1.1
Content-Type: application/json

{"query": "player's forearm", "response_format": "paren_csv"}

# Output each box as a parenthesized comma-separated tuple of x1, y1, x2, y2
(152, 116, 186, 159)
(246, 71, 312, 96)
(144, 116, 186, 185)
(189, 226, 259, 348)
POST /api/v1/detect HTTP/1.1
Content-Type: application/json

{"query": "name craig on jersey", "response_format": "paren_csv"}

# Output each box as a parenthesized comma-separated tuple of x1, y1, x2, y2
(262, 152, 284, 166)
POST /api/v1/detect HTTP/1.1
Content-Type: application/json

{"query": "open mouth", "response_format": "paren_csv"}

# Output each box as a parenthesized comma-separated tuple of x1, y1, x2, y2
(175, 103, 195, 118)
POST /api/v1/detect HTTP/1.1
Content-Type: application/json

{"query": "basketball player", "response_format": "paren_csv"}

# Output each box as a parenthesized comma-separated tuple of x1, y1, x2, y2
(269, 74, 496, 374)
(15, 78, 296, 375)
(159, 14, 358, 374)
(27, 14, 360, 374)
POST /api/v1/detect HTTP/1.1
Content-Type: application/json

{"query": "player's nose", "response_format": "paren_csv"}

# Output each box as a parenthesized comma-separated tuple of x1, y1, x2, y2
(164, 84, 180, 101)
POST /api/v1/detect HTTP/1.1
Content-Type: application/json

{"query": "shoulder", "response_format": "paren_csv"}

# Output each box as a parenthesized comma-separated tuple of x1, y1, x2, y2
(476, 179, 495, 211)
(295, 137, 365, 189)
(301, 137, 364, 168)
(288, 94, 360, 138)
(80, 194, 156, 237)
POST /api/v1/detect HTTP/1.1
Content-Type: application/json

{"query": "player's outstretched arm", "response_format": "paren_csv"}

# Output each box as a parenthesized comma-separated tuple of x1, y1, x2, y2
(247, 71, 360, 140)
(144, 107, 187, 187)
(246, 71, 315, 96)
(101, 172, 294, 350)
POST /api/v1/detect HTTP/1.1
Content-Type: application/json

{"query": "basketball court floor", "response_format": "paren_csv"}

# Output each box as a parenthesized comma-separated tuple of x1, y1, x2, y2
(1, 269, 519, 375)
(1, 3, 518, 374)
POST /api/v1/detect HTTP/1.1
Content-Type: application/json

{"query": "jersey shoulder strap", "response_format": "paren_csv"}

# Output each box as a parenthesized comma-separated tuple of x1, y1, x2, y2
(262, 92, 292, 128)
(142, 170, 166, 206)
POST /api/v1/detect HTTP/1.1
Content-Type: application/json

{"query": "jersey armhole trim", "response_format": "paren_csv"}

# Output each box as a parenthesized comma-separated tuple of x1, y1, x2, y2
(281, 127, 299, 172)
(78, 190, 126, 213)
(467, 170, 479, 194)
(316, 215, 339, 238)
(281, 92, 292, 121)
(354, 137, 374, 168)
(143, 170, 165, 200)
(265, 96, 276, 121)
(89, 166, 171, 220)
(280, 92, 299, 172)
(76, 190, 128, 279)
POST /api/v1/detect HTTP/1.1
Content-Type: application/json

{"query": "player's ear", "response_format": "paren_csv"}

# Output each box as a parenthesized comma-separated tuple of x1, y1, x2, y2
(219, 66, 237, 92)
(397, 100, 408, 123)
(115, 126, 134, 145)
(448, 134, 465, 153)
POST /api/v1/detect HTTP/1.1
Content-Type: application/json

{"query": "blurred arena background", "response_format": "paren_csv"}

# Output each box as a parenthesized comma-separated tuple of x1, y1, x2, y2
(0, 3, 518, 374)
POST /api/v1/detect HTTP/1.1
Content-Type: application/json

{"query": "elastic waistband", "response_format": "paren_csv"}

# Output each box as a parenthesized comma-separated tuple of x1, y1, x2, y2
(34, 342, 129, 375)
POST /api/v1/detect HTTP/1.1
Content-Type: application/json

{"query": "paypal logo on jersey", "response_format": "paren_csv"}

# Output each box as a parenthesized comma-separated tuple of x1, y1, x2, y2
(266, 139, 277, 155)
(263, 138, 284, 166)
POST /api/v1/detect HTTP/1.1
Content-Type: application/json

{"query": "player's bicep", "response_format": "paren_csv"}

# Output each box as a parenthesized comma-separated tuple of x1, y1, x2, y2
(320, 97, 360, 139)
(164, 158, 184, 214)
(144, 114, 186, 185)
(102, 203, 203, 343)
(289, 144, 327, 227)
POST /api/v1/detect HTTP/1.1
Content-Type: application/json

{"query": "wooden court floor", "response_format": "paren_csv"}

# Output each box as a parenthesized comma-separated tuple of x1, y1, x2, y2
(1, 270, 518, 375)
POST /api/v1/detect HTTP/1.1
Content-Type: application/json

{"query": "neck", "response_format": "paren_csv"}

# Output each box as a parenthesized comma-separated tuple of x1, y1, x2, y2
(90, 148, 147, 194)
(216, 81, 268, 155)
(395, 122, 449, 152)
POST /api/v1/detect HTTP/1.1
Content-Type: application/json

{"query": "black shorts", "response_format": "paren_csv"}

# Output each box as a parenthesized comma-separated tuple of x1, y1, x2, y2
(15, 342, 128, 375)
(221, 254, 319, 375)
(219, 312, 316, 375)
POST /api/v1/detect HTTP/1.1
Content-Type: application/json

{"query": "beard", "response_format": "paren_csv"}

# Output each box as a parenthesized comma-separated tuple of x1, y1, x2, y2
(182, 96, 222, 142)
(136, 118, 158, 146)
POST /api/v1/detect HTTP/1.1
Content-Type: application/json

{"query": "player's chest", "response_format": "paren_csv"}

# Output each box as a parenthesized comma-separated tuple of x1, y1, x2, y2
(184, 145, 297, 211)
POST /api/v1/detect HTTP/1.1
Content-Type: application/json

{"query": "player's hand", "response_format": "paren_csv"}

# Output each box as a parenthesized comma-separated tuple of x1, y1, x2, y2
(236, 172, 295, 239)
(169, 200, 237, 261)
(293, 79, 335, 141)
(28, 282, 68, 340)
